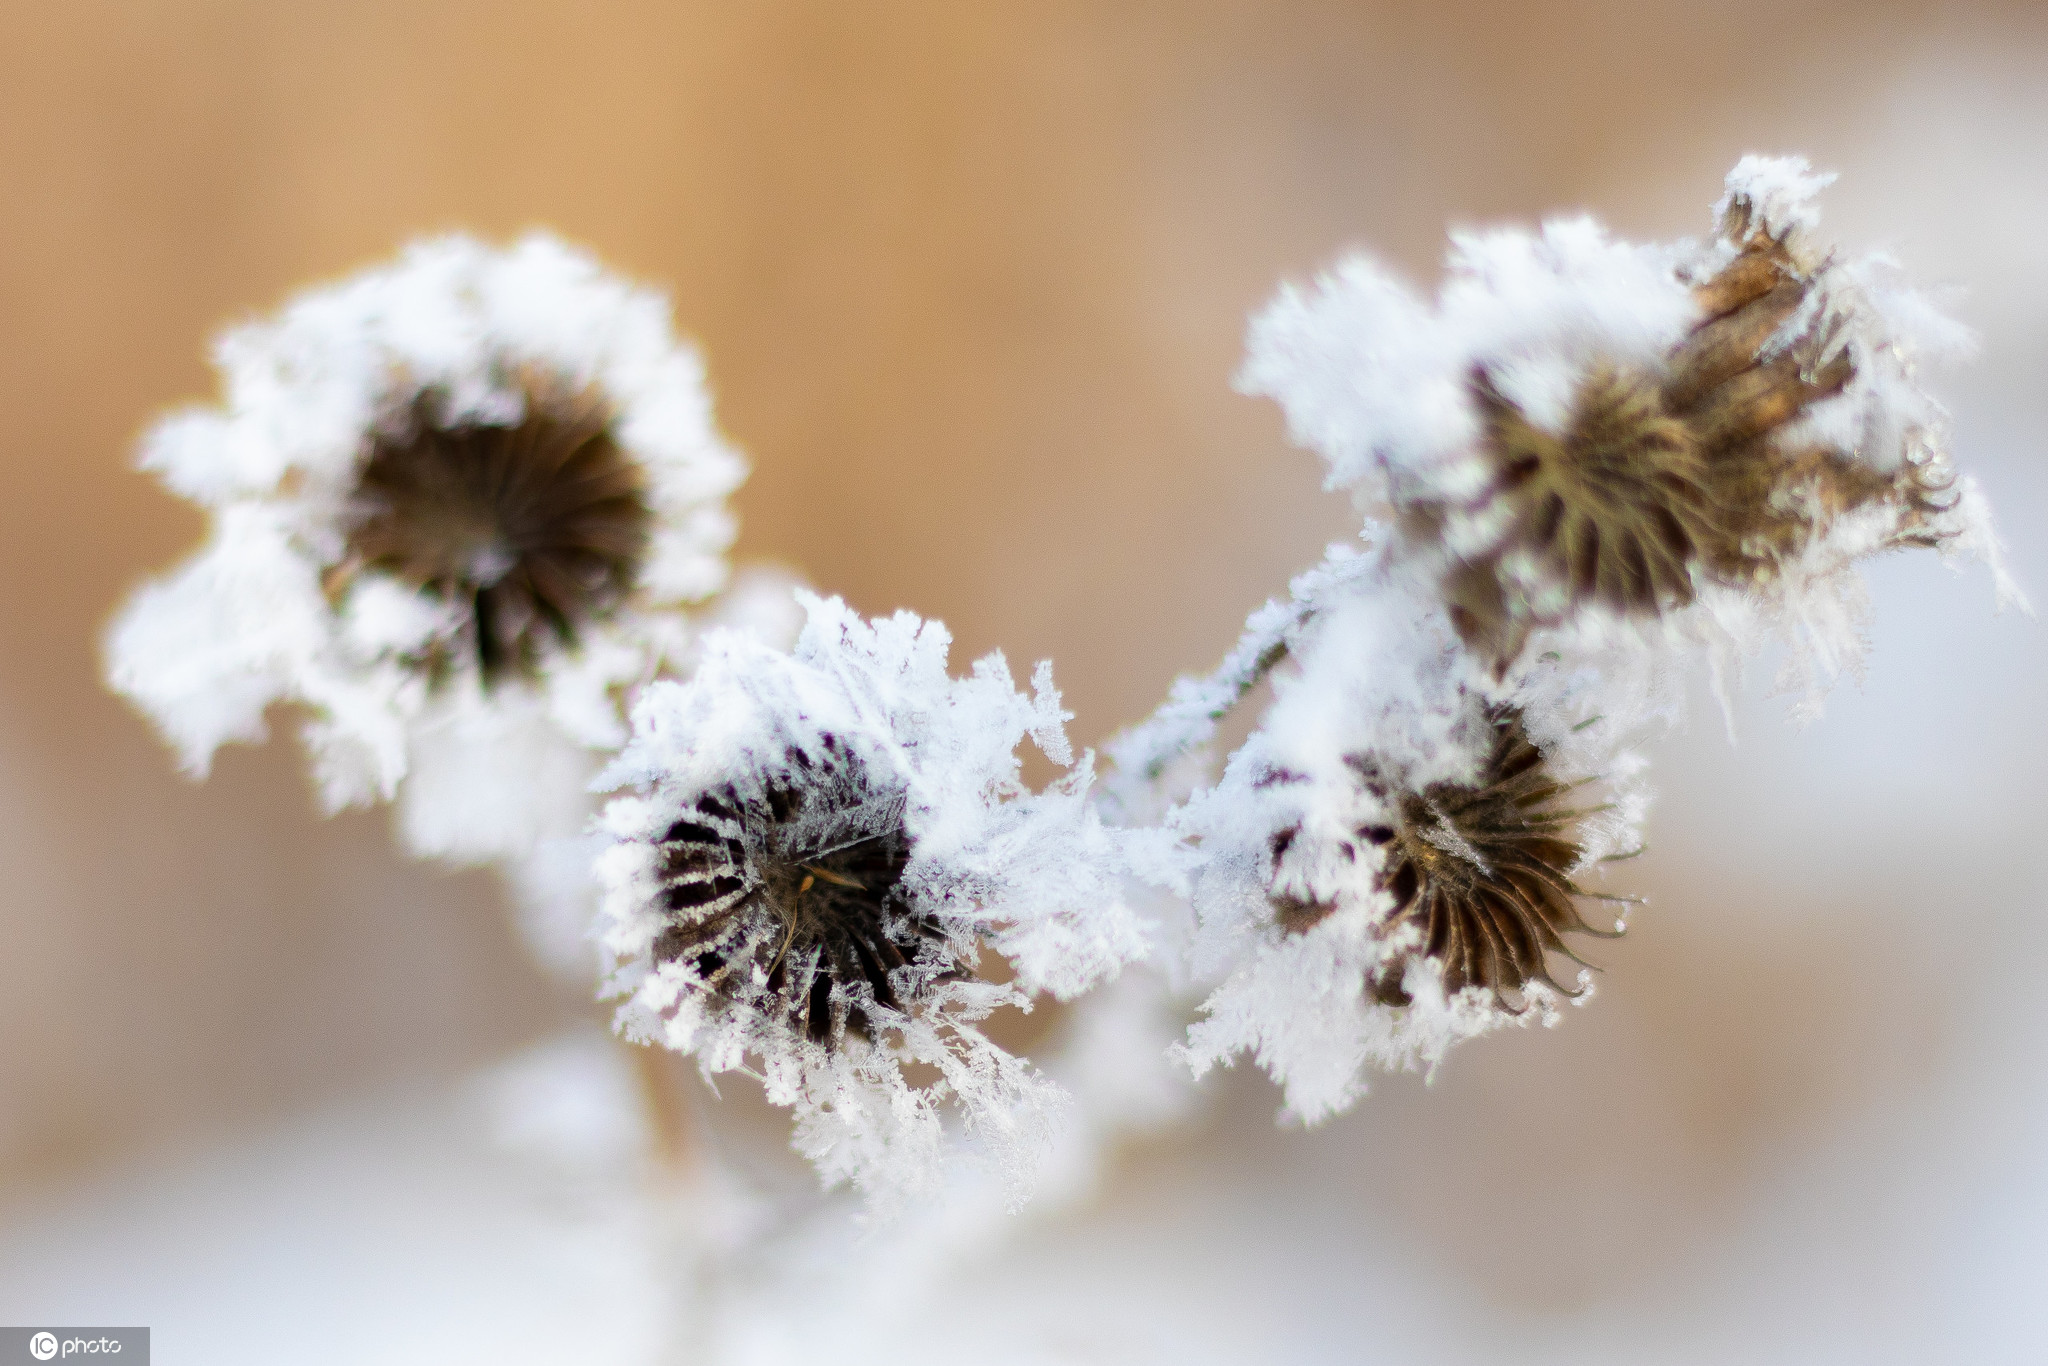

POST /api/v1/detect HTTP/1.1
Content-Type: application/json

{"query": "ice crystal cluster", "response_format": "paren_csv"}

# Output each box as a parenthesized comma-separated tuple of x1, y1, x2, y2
(107, 157, 2006, 1204)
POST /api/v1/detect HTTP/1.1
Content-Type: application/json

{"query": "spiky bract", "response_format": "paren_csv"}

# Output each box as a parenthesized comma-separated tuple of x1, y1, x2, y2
(645, 739, 968, 1048)
(1444, 365, 1718, 662)
(1353, 709, 1620, 1008)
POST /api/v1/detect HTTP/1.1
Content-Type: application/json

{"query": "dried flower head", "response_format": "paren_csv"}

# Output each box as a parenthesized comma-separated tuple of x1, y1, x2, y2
(1439, 363, 1717, 663)
(105, 233, 743, 861)
(335, 377, 653, 687)
(647, 738, 959, 1048)
(1240, 156, 1995, 675)
(1441, 177, 1901, 662)
(1250, 695, 1625, 1017)
(1341, 707, 1622, 1009)
(597, 593, 1144, 1202)
(1161, 568, 1655, 1122)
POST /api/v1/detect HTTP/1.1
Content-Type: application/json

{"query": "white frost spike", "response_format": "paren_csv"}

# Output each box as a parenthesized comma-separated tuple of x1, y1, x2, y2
(1715, 153, 1838, 242)
(105, 232, 745, 868)
(595, 592, 1147, 1207)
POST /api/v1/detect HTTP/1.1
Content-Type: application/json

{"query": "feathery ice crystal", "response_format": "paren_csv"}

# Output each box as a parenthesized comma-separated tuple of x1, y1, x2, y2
(1148, 157, 2003, 1121)
(595, 593, 1144, 1201)
(105, 234, 743, 862)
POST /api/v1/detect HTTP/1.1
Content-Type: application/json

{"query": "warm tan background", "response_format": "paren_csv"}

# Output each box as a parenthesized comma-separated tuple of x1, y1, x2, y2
(4, 1, 2046, 1354)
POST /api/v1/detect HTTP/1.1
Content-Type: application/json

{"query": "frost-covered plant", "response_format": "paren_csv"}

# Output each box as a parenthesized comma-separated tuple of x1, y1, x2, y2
(593, 592, 1142, 1201)
(1240, 157, 1995, 674)
(105, 234, 743, 866)
(1143, 156, 2010, 1122)
(105, 157, 2008, 1225)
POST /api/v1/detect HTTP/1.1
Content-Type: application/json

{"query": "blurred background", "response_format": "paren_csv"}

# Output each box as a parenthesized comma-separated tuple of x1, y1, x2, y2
(3, 2, 2045, 1361)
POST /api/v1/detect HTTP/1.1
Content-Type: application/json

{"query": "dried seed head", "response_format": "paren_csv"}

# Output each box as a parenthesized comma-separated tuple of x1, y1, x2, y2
(1444, 364, 1719, 664)
(337, 374, 653, 686)
(1448, 189, 1952, 664)
(1277, 708, 1622, 1010)
(1663, 209, 1854, 580)
(646, 738, 969, 1048)
(1667, 198, 1962, 576)
(108, 234, 743, 845)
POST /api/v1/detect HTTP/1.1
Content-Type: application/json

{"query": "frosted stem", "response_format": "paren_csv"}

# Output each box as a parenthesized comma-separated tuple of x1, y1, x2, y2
(1101, 545, 1374, 814)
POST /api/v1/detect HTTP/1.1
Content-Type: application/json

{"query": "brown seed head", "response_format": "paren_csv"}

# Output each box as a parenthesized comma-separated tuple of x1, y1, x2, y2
(1445, 364, 1719, 664)
(1276, 709, 1624, 1010)
(1662, 206, 1857, 580)
(335, 373, 653, 686)
(1447, 188, 1952, 665)
(647, 739, 969, 1048)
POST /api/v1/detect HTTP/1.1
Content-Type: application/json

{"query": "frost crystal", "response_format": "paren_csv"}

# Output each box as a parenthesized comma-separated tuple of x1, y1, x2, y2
(105, 234, 744, 862)
(595, 593, 1144, 1204)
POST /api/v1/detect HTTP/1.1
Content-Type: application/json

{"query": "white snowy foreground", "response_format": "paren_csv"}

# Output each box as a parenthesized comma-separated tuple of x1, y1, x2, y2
(3, 964, 2045, 1366)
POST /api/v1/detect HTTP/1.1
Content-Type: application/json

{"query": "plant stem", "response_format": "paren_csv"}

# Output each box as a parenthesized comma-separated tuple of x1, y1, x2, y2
(623, 1036, 700, 1179)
